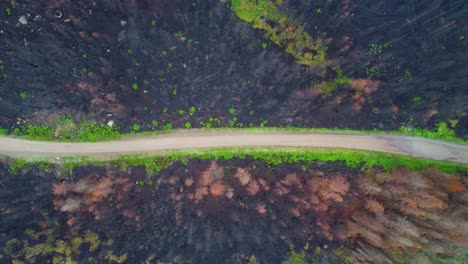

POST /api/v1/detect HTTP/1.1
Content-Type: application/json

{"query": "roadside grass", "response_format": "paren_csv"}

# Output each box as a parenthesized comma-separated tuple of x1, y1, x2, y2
(6, 147, 468, 174)
(4, 122, 466, 144)
(9, 118, 120, 142)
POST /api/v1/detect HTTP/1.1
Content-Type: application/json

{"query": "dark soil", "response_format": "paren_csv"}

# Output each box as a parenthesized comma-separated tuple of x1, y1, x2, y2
(0, 0, 467, 137)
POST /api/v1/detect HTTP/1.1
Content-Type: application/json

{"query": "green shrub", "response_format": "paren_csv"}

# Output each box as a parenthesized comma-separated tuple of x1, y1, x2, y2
(20, 92, 28, 100)
(13, 124, 53, 140)
(398, 122, 458, 142)
(75, 121, 120, 142)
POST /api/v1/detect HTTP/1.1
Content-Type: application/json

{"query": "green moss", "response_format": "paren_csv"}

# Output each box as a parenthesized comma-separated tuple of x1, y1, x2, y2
(132, 124, 141, 131)
(185, 122, 192, 128)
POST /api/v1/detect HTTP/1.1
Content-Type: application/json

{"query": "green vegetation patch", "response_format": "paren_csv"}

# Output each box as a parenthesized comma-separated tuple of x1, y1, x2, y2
(12, 118, 120, 142)
(397, 122, 462, 143)
(8, 147, 467, 175)
(230, 0, 327, 66)
(315, 67, 353, 93)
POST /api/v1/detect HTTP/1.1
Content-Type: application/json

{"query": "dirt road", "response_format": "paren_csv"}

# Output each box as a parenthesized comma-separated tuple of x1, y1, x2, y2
(0, 130, 467, 164)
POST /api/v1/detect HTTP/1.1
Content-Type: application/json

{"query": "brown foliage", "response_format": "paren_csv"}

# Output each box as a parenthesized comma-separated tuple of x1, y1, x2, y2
(350, 78, 380, 95)
(91, 178, 113, 202)
(194, 186, 209, 201)
(73, 178, 93, 193)
(256, 203, 267, 214)
(225, 188, 234, 199)
(364, 199, 385, 214)
(281, 173, 301, 187)
(210, 181, 226, 197)
(316, 176, 350, 202)
(422, 167, 465, 193)
(59, 198, 81, 212)
(258, 178, 270, 191)
(52, 182, 70, 196)
(199, 169, 213, 186)
(246, 180, 260, 196)
(184, 177, 194, 187)
(234, 168, 251, 186)
(198, 161, 224, 186)
(348, 166, 468, 263)
(168, 176, 179, 185)
(51, 175, 134, 225)
(329, 176, 350, 195)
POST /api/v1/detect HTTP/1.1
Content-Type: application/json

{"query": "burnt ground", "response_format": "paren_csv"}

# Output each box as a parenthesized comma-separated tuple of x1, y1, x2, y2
(1, 159, 467, 263)
(0, 0, 467, 137)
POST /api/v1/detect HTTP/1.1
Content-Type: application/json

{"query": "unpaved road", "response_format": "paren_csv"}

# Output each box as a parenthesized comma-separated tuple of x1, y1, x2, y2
(0, 130, 467, 164)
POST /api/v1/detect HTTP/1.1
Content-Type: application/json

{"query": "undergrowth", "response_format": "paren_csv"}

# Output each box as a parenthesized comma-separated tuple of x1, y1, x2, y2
(3, 121, 466, 144)
(230, 0, 327, 66)
(10, 118, 120, 142)
(7, 147, 468, 174)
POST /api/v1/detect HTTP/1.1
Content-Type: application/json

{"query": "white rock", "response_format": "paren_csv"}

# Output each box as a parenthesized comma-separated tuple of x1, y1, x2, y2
(18, 16, 28, 25)
(107, 120, 114, 127)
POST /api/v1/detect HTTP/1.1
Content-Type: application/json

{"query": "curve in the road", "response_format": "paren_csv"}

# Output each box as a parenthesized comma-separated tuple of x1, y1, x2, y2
(0, 130, 467, 164)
